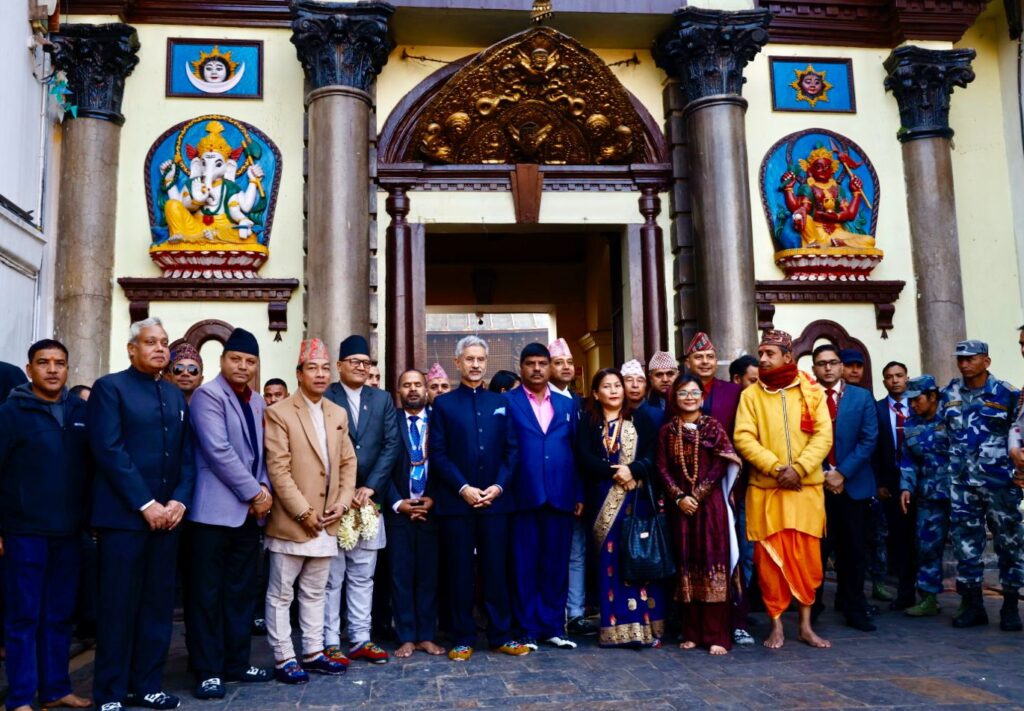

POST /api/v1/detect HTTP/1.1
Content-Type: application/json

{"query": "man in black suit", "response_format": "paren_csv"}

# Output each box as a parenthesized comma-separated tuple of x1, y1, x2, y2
(430, 335, 525, 661)
(88, 317, 195, 711)
(874, 361, 918, 609)
(323, 335, 400, 665)
(386, 369, 443, 659)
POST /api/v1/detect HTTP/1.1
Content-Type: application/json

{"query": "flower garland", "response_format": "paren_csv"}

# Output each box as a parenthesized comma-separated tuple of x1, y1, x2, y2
(336, 502, 381, 551)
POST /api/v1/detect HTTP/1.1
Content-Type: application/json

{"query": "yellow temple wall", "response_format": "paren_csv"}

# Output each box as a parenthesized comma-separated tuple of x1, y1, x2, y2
(107, 24, 307, 385)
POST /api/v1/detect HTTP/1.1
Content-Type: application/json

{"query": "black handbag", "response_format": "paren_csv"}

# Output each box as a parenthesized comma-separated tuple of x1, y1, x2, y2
(619, 480, 676, 583)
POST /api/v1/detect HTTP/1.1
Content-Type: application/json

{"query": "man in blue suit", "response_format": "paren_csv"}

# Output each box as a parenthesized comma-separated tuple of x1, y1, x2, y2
(429, 336, 525, 661)
(88, 318, 196, 711)
(185, 328, 273, 699)
(811, 344, 879, 632)
(506, 343, 581, 650)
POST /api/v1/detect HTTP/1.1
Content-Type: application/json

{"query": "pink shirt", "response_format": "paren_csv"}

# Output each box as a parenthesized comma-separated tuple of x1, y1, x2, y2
(526, 388, 554, 433)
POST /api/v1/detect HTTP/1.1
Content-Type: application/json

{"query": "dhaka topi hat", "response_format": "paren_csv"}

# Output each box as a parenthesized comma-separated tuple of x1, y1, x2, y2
(426, 362, 449, 383)
(955, 339, 989, 357)
(170, 342, 203, 370)
(905, 374, 938, 399)
(620, 359, 645, 378)
(648, 351, 678, 372)
(339, 335, 370, 361)
(548, 338, 571, 359)
(840, 348, 865, 365)
(759, 330, 793, 352)
(223, 328, 259, 358)
(685, 331, 715, 356)
(298, 338, 330, 365)
(520, 342, 551, 365)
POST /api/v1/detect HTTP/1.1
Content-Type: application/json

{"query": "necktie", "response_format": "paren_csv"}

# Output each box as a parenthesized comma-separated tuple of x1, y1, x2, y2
(894, 401, 906, 458)
(408, 415, 426, 498)
(826, 389, 838, 467)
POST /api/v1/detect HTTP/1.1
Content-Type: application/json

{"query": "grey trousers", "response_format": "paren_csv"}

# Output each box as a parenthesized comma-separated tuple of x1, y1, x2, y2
(265, 552, 332, 661)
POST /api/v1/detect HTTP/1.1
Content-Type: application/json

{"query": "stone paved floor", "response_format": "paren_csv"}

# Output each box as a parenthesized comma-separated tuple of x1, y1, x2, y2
(57, 588, 1024, 709)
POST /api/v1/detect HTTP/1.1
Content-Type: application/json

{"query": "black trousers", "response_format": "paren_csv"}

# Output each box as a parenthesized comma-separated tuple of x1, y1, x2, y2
(822, 491, 870, 620)
(184, 518, 260, 680)
(884, 496, 918, 602)
(94, 528, 180, 706)
(387, 514, 439, 643)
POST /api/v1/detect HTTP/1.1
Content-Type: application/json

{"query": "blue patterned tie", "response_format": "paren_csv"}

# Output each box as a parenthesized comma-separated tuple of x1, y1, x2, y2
(408, 415, 426, 498)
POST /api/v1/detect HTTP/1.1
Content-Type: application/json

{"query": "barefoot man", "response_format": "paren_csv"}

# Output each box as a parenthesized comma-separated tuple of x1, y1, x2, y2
(734, 330, 833, 649)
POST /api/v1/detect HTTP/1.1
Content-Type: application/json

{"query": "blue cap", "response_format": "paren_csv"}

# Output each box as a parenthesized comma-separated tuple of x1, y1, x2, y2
(339, 335, 370, 360)
(905, 374, 938, 399)
(839, 348, 865, 365)
(955, 339, 988, 357)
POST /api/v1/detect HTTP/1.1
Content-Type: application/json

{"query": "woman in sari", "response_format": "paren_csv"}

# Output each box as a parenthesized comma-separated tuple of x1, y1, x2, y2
(575, 368, 666, 648)
(656, 374, 742, 655)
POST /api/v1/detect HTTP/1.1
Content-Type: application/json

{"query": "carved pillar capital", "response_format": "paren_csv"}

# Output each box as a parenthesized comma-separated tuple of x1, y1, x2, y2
(653, 7, 771, 109)
(290, 0, 395, 94)
(883, 45, 976, 143)
(47, 23, 140, 126)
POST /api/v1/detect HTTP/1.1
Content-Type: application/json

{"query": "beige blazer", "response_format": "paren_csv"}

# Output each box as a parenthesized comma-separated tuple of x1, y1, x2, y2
(264, 392, 357, 542)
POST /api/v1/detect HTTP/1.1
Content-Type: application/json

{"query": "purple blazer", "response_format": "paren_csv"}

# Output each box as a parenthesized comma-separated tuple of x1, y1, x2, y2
(188, 374, 269, 527)
(702, 378, 742, 439)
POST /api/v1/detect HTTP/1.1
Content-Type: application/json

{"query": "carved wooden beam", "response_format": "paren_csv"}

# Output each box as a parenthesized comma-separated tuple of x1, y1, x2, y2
(117, 277, 300, 337)
(755, 279, 905, 336)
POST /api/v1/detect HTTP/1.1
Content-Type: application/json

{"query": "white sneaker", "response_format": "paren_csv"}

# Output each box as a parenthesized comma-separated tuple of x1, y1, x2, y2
(544, 636, 578, 649)
(733, 629, 755, 645)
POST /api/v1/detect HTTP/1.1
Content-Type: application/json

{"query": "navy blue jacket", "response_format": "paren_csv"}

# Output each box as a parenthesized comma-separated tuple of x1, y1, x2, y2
(0, 385, 91, 537)
(325, 382, 401, 496)
(505, 386, 581, 513)
(832, 383, 879, 501)
(428, 383, 519, 516)
(88, 367, 196, 530)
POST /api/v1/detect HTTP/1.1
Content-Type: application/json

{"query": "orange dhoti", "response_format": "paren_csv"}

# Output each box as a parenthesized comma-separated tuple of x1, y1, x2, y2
(755, 530, 822, 618)
(746, 484, 826, 619)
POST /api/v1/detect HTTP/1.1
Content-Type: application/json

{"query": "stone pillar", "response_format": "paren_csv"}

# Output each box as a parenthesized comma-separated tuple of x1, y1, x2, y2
(291, 0, 394, 353)
(654, 8, 770, 369)
(884, 46, 975, 384)
(48, 24, 139, 385)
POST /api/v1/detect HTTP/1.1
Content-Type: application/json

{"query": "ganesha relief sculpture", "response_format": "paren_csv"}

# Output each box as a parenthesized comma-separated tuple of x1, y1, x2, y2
(145, 115, 281, 279)
(760, 129, 883, 281)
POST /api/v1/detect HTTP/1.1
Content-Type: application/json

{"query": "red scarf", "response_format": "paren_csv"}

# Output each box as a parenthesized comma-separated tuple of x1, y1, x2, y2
(758, 363, 816, 434)
(758, 362, 798, 390)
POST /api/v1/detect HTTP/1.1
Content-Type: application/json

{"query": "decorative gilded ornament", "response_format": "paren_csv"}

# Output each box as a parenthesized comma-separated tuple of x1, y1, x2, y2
(407, 27, 645, 165)
(789, 64, 833, 108)
(531, 0, 553, 24)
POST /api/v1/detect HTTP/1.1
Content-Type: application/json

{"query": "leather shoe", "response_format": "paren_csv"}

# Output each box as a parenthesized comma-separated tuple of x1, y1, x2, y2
(845, 615, 877, 632)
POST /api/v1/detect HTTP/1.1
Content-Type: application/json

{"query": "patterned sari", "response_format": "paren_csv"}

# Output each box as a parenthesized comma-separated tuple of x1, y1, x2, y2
(592, 418, 667, 647)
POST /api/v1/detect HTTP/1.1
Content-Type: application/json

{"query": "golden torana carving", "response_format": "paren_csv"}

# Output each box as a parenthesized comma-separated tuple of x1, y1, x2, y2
(408, 27, 646, 166)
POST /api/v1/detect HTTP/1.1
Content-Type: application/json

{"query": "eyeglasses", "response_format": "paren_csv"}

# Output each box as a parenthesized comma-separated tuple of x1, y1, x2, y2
(676, 390, 702, 399)
(172, 364, 200, 376)
(814, 359, 842, 368)
(342, 358, 372, 369)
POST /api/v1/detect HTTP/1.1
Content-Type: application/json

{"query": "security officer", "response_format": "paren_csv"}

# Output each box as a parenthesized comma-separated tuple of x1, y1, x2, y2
(942, 340, 1024, 631)
(898, 375, 951, 617)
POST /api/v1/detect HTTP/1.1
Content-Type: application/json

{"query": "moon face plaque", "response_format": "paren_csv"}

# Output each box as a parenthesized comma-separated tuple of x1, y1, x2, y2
(166, 39, 263, 100)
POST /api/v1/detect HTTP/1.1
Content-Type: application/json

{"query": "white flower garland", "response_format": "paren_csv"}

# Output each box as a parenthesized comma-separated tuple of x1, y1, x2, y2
(336, 502, 381, 551)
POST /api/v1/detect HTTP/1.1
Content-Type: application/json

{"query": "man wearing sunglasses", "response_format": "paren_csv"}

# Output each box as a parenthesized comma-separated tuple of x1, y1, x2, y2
(167, 344, 204, 405)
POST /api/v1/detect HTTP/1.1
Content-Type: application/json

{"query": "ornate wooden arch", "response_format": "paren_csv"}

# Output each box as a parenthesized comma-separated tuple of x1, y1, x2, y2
(792, 319, 873, 391)
(378, 26, 668, 168)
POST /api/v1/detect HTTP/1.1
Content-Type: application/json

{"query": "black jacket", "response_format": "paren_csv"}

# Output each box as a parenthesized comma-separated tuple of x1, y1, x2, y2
(0, 384, 91, 537)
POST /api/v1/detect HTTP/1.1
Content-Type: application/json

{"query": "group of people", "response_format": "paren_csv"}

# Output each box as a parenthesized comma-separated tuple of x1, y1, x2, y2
(1, 317, 1023, 711)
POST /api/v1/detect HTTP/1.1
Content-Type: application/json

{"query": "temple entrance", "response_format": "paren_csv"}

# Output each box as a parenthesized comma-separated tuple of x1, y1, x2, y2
(423, 229, 625, 390)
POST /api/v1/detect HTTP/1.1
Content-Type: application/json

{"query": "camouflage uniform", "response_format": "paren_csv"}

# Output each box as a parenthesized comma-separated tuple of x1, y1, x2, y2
(900, 411, 952, 595)
(942, 373, 1024, 592)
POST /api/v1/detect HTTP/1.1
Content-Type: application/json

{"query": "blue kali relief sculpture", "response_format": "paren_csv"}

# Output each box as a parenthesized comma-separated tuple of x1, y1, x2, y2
(145, 115, 281, 279)
(759, 128, 883, 281)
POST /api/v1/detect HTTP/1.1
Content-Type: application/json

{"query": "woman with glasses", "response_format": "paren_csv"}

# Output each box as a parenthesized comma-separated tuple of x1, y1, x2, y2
(575, 368, 665, 648)
(655, 374, 742, 655)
